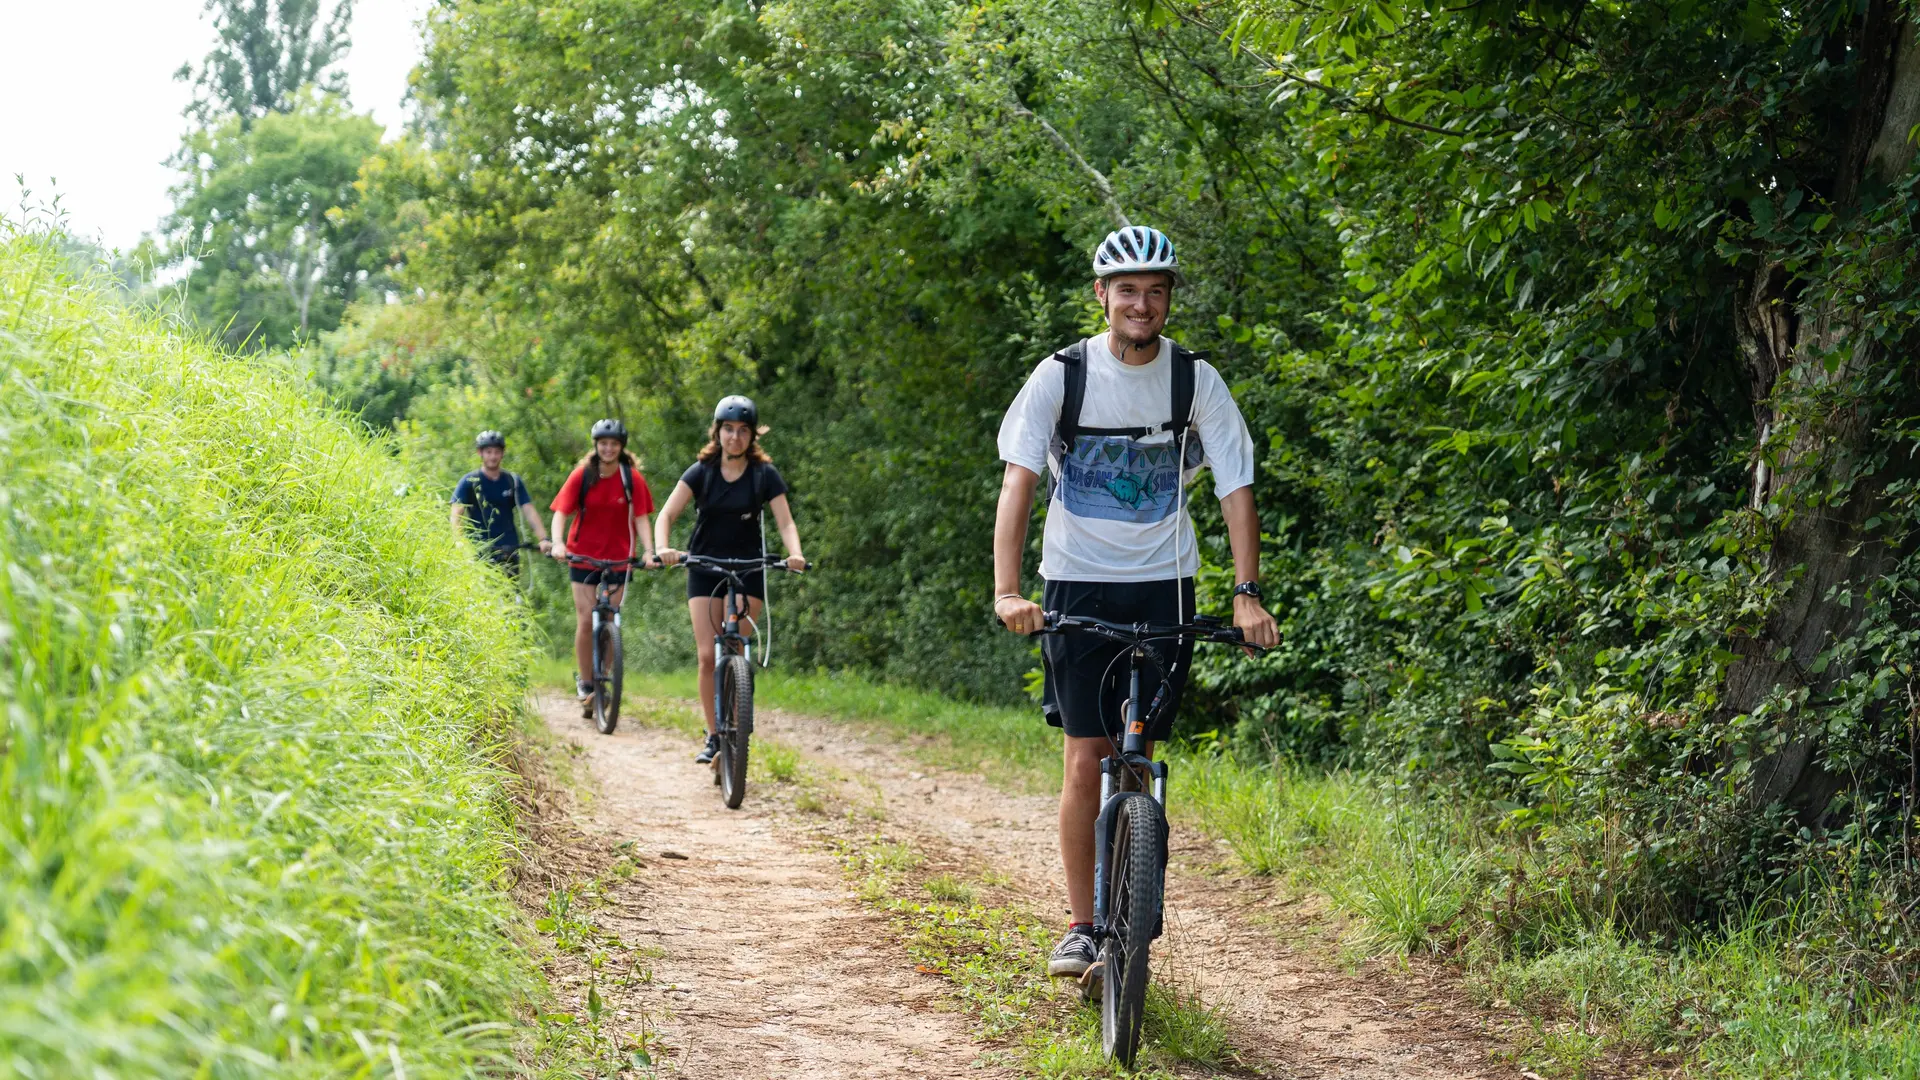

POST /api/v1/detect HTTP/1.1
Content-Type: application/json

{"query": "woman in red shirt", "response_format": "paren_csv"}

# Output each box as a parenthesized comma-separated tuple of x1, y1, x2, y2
(549, 419, 657, 713)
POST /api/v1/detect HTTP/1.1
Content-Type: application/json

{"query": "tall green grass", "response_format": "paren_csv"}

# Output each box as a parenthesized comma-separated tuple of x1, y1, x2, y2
(0, 226, 550, 1075)
(627, 667, 1920, 1078)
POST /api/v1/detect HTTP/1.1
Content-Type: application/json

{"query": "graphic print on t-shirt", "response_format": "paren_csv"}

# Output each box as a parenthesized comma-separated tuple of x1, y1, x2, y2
(1057, 434, 1205, 524)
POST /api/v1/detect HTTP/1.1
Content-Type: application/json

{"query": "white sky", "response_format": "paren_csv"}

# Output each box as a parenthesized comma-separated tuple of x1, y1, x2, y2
(0, 0, 430, 253)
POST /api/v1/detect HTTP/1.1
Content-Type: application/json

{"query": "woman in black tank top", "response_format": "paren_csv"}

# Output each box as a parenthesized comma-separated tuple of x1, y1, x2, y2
(654, 396, 807, 761)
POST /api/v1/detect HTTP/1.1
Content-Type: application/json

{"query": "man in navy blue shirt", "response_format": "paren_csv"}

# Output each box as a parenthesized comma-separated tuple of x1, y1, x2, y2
(451, 430, 551, 577)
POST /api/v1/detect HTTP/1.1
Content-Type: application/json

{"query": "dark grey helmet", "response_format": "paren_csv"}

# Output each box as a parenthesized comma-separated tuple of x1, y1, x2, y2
(474, 430, 506, 450)
(590, 418, 627, 442)
(713, 395, 758, 426)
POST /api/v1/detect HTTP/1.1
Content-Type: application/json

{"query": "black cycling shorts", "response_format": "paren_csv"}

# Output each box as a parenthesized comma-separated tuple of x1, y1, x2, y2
(569, 566, 631, 586)
(1040, 578, 1196, 741)
(686, 566, 765, 601)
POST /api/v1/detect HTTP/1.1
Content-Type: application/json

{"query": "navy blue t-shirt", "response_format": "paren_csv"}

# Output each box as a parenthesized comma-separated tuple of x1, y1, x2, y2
(452, 469, 532, 552)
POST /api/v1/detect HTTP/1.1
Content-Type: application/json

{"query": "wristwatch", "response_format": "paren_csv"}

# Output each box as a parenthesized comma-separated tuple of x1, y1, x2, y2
(1231, 581, 1263, 601)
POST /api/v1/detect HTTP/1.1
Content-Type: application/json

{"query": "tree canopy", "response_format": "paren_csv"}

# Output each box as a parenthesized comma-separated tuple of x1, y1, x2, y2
(287, 0, 1920, 938)
(176, 0, 356, 126)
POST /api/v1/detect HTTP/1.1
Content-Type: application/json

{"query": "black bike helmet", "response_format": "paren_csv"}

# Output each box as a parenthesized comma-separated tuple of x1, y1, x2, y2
(473, 430, 505, 450)
(713, 395, 758, 426)
(589, 418, 627, 443)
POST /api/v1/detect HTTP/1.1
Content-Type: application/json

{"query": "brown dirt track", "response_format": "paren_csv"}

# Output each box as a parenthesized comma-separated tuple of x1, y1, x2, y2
(519, 691, 1529, 1078)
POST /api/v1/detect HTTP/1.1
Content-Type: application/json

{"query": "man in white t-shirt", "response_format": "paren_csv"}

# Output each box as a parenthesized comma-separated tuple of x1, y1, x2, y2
(992, 225, 1279, 981)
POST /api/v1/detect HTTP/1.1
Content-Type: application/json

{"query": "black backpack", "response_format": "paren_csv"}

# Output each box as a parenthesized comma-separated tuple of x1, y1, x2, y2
(1050, 338, 1201, 457)
(572, 462, 635, 541)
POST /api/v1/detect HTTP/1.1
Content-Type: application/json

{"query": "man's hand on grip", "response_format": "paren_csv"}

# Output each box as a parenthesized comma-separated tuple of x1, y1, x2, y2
(1232, 592, 1279, 653)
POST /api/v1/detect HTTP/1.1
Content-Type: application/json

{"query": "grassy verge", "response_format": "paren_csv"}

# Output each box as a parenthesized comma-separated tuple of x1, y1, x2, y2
(837, 836, 1237, 1079)
(0, 226, 571, 1074)
(523, 851, 671, 1076)
(623, 668, 1920, 1078)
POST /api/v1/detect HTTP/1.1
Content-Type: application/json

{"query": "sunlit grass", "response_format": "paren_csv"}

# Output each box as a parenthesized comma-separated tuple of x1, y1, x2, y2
(835, 832, 1231, 1078)
(0, 225, 562, 1075)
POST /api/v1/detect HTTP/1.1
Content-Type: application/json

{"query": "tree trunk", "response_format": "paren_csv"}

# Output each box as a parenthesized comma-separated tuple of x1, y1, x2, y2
(1723, 12, 1920, 818)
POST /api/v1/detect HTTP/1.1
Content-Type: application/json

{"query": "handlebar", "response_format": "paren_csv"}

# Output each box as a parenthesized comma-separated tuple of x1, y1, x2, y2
(1031, 612, 1264, 651)
(666, 554, 812, 573)
(565, 554, 638, 570)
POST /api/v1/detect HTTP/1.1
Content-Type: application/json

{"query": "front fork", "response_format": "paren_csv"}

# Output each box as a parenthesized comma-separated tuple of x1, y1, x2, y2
(588, 606, 620, 681)
(1091, 652, 1170, 937)
(712, 634, 749, 736)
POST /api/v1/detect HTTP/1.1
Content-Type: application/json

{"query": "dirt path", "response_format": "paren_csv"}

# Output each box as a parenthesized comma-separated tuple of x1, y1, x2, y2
(528, 692, 1522, 1078)
(529, 694, 1011, 1078)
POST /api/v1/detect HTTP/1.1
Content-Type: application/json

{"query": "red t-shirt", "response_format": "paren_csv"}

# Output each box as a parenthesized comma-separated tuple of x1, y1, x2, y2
(550, 463, 655, 565)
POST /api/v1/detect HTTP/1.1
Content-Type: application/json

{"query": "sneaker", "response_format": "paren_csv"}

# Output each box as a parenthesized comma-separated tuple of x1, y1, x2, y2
(1047, 927, 1098, 979)
(694, 734, 720, 764)
(577, 678, 595, 719)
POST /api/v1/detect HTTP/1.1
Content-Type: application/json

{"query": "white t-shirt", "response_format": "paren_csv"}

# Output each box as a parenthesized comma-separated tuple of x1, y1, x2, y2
(997, 335, 1256, 581)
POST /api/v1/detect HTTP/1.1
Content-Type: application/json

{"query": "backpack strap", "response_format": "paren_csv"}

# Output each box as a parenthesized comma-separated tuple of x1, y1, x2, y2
(458, 470, 483, 509)
(1052, 339, 1089, 452)
(578, 463, 634, 508)
(1168, 344, 1200, 439)
(701, 460, 768, 515)
(1052, 339, 1204, 442)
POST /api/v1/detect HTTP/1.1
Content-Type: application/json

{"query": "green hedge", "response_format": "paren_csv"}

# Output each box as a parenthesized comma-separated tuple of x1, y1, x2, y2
(0, 227, 544, 1076)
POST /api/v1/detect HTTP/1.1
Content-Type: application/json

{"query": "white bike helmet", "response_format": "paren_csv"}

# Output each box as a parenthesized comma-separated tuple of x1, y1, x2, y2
(1092, 225, 1184, 285)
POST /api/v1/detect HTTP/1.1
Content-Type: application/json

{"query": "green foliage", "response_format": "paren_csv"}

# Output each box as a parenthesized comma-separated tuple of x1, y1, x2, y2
(178, 0, 355, 126)
(161, 90, 387, 352)
(342, 0, 1920, 975)
(0, 224, 549, 1075)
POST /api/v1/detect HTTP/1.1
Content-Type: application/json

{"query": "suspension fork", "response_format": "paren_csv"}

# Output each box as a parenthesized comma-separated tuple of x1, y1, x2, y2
(1094, 651, 1145, 934)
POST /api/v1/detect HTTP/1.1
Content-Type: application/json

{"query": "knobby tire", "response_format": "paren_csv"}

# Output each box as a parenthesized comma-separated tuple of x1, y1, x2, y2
(1102, 793, 1164, 1068)
(594, 624, 622, 735)
(717, 653, 753, 809)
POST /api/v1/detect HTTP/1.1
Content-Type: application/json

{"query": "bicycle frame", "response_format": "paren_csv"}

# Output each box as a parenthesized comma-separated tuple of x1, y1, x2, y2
(674, 554, 808, 725)
(708, 576, 752, 722)
(1037, 614, 1253, 942)
(1091, 647, 1170, 941)
(571, 556, 633, 682)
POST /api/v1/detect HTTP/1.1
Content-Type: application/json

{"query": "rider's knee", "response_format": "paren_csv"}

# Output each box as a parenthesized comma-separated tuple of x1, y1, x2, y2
(1062, 742, 1104, 788)
(695, 650, 716, 672)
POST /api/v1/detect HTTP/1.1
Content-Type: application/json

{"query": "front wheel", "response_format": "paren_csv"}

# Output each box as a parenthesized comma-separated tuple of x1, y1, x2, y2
(593, 623, 622, 735)
(716, 653, 753, 809)
(1102, 793, 1165, 1068)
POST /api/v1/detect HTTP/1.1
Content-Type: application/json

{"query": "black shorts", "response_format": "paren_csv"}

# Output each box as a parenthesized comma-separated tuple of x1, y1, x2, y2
(686, 566, 765, 601)
(569, 566, 631, 586)
(1040, 578, 1196, 741)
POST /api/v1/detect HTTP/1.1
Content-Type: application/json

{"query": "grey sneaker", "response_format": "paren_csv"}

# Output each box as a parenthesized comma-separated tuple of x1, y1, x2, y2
(694, 734, 719, 764)
(1047, 928, 1098, 979)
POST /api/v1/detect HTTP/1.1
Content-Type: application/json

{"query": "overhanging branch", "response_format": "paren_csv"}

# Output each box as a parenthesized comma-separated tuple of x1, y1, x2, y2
(1005, 96, 1132, 230)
